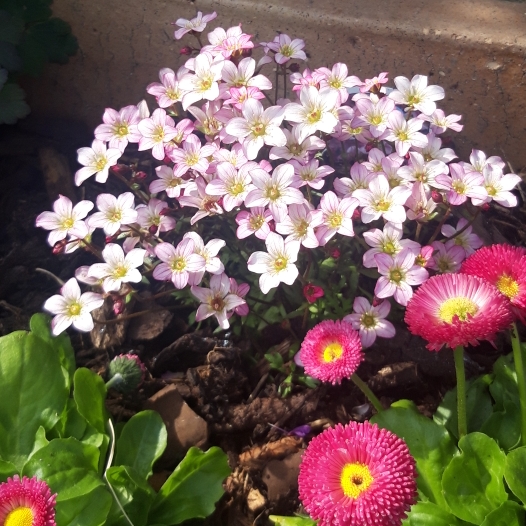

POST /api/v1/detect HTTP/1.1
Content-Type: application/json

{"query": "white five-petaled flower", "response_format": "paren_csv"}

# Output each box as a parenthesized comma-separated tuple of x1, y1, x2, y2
(284, 86, 339, 142)
(397, 151, 448, 191)
(173, 11, 217, 40)
(44, 278, 104, 335)
(225, 99, 287, 160)
(221, 57, 272, 91)
(178, 176, 224, 224)
(244, 163, 305, 222)
(316, 62, 361, 104)
(235, 207, 273, 240)
(374, 249, 429, 307)
(385, 112, 428, 156)
(343, 297, 396, 348)
(441, 218, 482, 257)
(169, 133, 216, 174)
(36, 194, 93, 247)
(191, 273, 246, 329)
(265, 34, 307, 64)
(137, 108, 179, 161)
(352, 174, 411, 225)
(434, 163, 487, 206)
(289, 159, 334, 190)
(153, 239, 206, 289)
(136, 198, 176, 233)
(389, 74, 445, 115)
(428, 241, 466, 274)
(315, 191, 359, 246)
(354, 94, 395, 137)
(247, 232, 300, 294)
(150, 164, 191, 198)
(88, 243, 146, 292)
(146, 66, 189, 108)
(475, 165, 522, 207)
(88, 192, 138, 236)
(75, 139, 122, 186)
(276, 203, 323, 248)
(418, 108, 463, 134)
(94, 105, 142, 151)
(182, 231, 226, 286)
(269, 125, 325, 161)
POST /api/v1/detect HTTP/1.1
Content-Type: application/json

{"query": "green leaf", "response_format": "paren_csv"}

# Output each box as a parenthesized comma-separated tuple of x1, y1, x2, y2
(504, 446, 526, 503)
(479, 501, 525, 526)
(105, 465, 155, 526)
(442, 432, 508, 524)
(73, 368, 108, 434)
(0, 331, 68, 470)
(269, 516, 317, 526)
(114, 410, 167, 480)
(149, 447, 231, 525)
(402, 502, 466, 526)
(371, 400, 458, 508)
(0, 459, 17, 481)
(29, 313, 76, 387)
(433, 375, 493, 439)
(480, 400, 521, 452)
(56, 484, 113, 526)
(490, 354, 520, 410)
(0, 81, 30, 124)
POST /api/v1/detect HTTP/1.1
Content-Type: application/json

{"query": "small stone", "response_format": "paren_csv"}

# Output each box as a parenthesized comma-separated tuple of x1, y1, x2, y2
(246, 488, 266, 513)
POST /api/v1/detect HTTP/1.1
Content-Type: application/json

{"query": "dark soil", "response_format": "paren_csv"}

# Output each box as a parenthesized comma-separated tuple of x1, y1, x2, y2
(1, 118, 525, 526)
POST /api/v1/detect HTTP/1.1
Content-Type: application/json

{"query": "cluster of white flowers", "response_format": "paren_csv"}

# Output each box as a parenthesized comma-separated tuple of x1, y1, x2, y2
(36, 12, 521, 343)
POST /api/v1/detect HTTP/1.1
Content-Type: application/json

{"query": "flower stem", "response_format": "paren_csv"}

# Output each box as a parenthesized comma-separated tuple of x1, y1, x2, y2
(510, 322, 526, 446)
(453, 345, 467, 438)
(351, 373, 383, 413)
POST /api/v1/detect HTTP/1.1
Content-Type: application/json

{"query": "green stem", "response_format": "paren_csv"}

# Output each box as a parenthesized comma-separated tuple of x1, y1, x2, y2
(510, 323, 526, 446)
(351, 373, 383, 413)
(453, 345, 467, 438)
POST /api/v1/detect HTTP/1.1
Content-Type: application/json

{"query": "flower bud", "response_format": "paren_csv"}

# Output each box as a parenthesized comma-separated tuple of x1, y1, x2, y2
(329, 248, 340, 259)
(179, 46, 193, 55)
(52, 239, 67, 255)
(480, 202, 491, 212)
(134, 170, 148, 180)
(110, 164, 133, 177)
(431, 190, 444, 203)
(288, 62, 300, 73)
(112, 297, 125, 316)
(106, 353, 146, 394)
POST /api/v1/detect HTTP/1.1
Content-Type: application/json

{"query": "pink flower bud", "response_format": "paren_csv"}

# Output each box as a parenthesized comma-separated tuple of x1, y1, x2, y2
(303, 283, 324, 304)
(52, 239, 67, 255)
(329, 248, 340, 258)
(352, 209, 361, 220)
(112, 297, 124, 316)
(431, 190, 444, 203)
(480, 202, 491, 212)
(179, 46, 193, 55)
(110, 164, 133, 177)
(134, 170, 148, 180)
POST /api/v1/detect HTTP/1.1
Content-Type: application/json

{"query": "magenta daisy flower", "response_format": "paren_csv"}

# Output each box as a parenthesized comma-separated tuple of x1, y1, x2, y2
(0, 475, 56, 526)
(299, 320, 363, 384)
(298, 421, 417, 526)
(405, 273, 513, 351)
(460, 244, 526, 321)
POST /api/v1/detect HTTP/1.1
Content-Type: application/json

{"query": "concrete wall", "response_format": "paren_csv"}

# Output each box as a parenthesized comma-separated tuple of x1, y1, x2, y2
(24, 0, 526, 170)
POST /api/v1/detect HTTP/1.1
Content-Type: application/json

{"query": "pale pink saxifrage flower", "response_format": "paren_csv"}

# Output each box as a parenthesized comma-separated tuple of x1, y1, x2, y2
(191, 273, 246, 329)
(374, 248, 429, 306)
(298, 421, 417, 526)
(229, 278, 250, 316)
(441, 218, 483, 257)
(44, 277, 104, 335)
(276, 203, 323, 248)
(434, 163, 487, 206)
(137, 108, 179, 161)
(428, 241, 466, 274)
(94, 105, 142, 151)
(360, 71, 389, 93)
(333, 163, 374, 198)
(149, 164, 191, 198)
(182, 231, 225, 285)
(461, 244, 526, 322)
(235, 207, 273, 240)
(299, 320, 363, 384)
(146, 66, 189, 108)
(221, 57, 272, 91)
(88, 192, 138, 236)
(354, 94, 395, 137)
(316, 62, 361, 104)
(269, 125, 325, 161)
(405, 181, 437, 222)
(169, 133, 216, 175)
(178, 176, 224, 225)
(474, 165, 522, 208)
(405, 273, 513, 351)
(136, 198, 176, 233)
(397, 151, 448, 191)
(316, 191, 359, 246)
(153, 239, 206, 289)
(172, 11, 217, 40)
(265, 34, 307, 64)
(414, 132, 457, 164)
(389, 74, 445, 115)
(247, 232, 300, 294)
(0, 475, 57, 526)
(75, 139, 122, 185)
(289, 159, 334, 190)
(36, 194, 93, 247)
(419, 108, 463, 134)
(344, 297, 396, 348)
(384, 112, 428, 156)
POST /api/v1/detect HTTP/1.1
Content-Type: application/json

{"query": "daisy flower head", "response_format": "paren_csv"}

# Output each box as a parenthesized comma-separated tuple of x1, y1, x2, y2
(405, 273, 514, 351)
(298, 421, 417, 526)
(0, 475, 57, 526)
(299, 319, 363, 384)
(461, 244, 526, 321)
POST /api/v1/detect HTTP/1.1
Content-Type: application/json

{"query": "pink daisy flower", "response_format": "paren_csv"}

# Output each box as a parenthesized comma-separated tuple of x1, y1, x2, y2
(0, 475, 57, 526)
(298, 421, 417, 526)
(405, 273, 513, 351)
(460, 244, 526, 321)
(299, 320, 363, 384)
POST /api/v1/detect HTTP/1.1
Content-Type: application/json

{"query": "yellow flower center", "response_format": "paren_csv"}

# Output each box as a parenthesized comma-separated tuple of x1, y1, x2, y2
(167, 88, 181, 101)
(289, 144, 302, 155)
(95, 157, 108, 171)
(407, 94, 422, 107)
(186, 153, 200, 166)
(5, 506, 34, 526)
(171, 257, 186, 272)
(496, 274, 519, 299)
(61, 217, 75, 230)
(251, 122, 267, 137)
(229, 182, 245, 196)
(249, 215, 265, 230)
(370, 115, 383, 126)
(295, 220, 309, 237)
(307, 109, 322, 125)
(438, 297, 479, 323)
(152, 126, 165, 143)
(67, 302, 82, 316)
(329, 78, 343, 89)
(361, 313, 376, 328)
(110, 208, 122, 222)
(375, 199, 391, 212)
(397, 131, 409, 142)
(383, 241, 397, 255)
(327, 212, 343, 229)
(265, 185, 281, 201)
(113, 265, 128, 278)
(280, 44, 294, 57)
(198, 77, 213, 92)
(322, 342, 343, 363)
(389, 269, 403, 283)
(485, 185, 497, 197)
(345, 126, 363, 135)
(273, 256, 288, 272)
(340, 463, 374, 499)
(452, 180, 466, 195)
(211, 296, 225, 311)
(115, 124, 129, 137)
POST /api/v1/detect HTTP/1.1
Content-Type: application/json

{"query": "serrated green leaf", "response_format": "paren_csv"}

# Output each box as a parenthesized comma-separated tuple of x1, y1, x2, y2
(114, 410, 167, 480)
(0, 330, 68, 470)
(479, 501, 525, 526)
(371, 400, 457, 508)
(149, 447, 230, 525)
(442, 432, 507, 524)
(0, 81, 29, 124)
(504, 446, 526, 503)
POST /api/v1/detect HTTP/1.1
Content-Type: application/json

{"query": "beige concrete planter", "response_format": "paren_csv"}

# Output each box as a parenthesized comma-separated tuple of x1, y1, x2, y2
(25, 0, 526, 169)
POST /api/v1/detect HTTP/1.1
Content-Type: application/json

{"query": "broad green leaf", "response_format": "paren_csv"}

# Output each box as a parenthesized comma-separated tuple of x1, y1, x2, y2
(480, 401, 521, 452)
(56, 484, 112, 526)
(149, 447, 230, 525)
(371, 400, 457, 508)
(480, 501, 525, 526)
(0, 458, 17, 481)
(105, 465, 155, 526)
(504, 447, 526, 503)
(30, 313, 76, 386)
(269, 516, 317, 526)
(0, 331, 68, 470)
(0, 81, 29, 123)
(23, 437, 101, 499)
(402, 502, 466, 526)
(442, 432, 507, 524)
(434, 375, 493, 438)
(114, 410, 167, 480)
(490, 354, 520, 410)
(73, 368, 108, 434)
